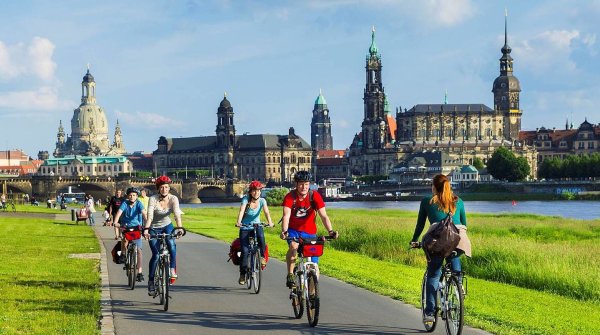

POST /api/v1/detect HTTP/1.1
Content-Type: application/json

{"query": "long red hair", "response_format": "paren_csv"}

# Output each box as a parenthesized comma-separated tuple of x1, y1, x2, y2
(429, 174, 457, 213)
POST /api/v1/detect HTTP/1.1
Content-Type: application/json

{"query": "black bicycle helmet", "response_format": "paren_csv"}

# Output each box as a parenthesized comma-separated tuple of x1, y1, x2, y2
(126, 187, 140, 196)
(293, 170, 312, 182)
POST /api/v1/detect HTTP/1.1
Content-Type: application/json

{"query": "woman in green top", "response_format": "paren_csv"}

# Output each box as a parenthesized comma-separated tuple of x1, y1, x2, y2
(410, 174, 467, 322)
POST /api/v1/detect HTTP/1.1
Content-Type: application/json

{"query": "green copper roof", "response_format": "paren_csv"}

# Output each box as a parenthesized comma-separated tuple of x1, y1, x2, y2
(369, 27, 378, 56)
(315, 90, 327, 105)
(460, 165, 478, 173)
(384, 96, 391, 113)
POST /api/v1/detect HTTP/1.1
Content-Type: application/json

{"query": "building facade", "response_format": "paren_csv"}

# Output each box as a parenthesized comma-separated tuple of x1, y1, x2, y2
(153, 95, 312, 183)
(348, 20, 537, 179)
(54, 68, 125, 157)
(38, 155, 132, 177)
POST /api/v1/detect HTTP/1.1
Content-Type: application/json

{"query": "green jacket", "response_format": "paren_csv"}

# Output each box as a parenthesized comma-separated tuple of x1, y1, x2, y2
(411, 195, 467, 242)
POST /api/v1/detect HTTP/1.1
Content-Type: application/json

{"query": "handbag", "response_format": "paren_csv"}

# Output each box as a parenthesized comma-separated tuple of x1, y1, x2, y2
(422, 212, 461, 259)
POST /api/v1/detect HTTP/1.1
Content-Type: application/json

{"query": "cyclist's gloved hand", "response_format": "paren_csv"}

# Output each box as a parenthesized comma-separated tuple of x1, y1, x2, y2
(175, 229, 184, 238)
(328, 230, 339, 239)
(235, 222, 242, 227)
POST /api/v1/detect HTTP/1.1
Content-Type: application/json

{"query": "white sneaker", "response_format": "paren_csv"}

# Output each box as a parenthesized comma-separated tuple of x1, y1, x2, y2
(170, 268, 178, 279)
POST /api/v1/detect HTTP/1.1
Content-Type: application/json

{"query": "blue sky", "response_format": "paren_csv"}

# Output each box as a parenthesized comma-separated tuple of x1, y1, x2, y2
(1, 0, 599, 158)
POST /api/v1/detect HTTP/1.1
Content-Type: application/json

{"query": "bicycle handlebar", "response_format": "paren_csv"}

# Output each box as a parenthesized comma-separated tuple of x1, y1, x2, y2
(147, 227, 186, 240)
(286, 235, 335, 244)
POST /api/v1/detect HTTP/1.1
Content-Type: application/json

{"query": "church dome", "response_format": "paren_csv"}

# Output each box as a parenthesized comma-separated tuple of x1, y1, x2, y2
(83, 69, 95, 83)
(493, 75, 521, 91)
(220, 96, 231, 108)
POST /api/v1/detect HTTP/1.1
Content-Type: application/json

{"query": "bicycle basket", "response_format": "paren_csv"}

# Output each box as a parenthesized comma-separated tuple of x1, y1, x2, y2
(123, 227, 141, 241)
(301, 240, 324, 257)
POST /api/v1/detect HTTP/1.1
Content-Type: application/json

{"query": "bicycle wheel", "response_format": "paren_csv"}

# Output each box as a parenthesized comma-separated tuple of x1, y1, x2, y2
(11, 204, 16, 213)
(421, 271, 438, 332)
(157, 259, 165, 305)
(163, 256, 170, 311)
(444, 276, 464, 335)
(252, 249, 262, 294)
(306, 271, 320, 327)
(245, 252, 253, 290)
(128, 246, 137, 290)
(291, 270, 304, 319)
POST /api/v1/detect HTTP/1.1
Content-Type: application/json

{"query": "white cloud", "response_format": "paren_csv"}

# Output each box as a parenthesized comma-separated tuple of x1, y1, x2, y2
(514, 30, 583, 76)
(423, 0, 475, 27)
(0, 86, 72, 110)
(0, 37, 57, 81)
(115, 110, 185, 129)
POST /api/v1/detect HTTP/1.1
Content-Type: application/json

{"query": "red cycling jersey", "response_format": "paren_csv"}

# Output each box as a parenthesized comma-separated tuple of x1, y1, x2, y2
(282, 190, 325, 234)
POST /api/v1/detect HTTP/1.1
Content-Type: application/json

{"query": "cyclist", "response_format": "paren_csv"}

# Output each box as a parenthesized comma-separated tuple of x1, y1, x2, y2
(143, 175, 184, 296)
(0, 193, 6, 209)
(280, 170, 338, 288)
(410, 174, 471, 322)
(108, 189, 124, 227)
(235, 180, 274, 285)
(113, 187, 147, 282)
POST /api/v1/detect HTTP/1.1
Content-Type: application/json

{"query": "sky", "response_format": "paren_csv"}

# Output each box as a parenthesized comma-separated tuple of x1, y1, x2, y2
(1, 0, 599, 158)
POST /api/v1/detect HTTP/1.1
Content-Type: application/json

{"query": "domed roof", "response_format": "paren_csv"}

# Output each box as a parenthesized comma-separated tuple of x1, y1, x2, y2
(83, 69, 95, 83)
(493, 75, 521, 91)
(579, 118, 594, 130)
(220, 96, 231, 108)
(314, 90, 327, 105)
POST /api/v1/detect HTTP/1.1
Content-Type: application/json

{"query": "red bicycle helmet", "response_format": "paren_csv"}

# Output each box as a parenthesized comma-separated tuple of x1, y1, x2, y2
(248, 180, 264, 190)
(155, 175, 172, 188)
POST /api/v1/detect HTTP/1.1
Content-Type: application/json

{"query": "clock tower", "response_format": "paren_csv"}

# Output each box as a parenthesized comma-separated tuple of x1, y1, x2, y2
(311, 89, 333, 151)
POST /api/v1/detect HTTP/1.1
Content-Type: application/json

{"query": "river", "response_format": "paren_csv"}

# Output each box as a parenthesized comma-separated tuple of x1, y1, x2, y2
(181, 200, 600, 220)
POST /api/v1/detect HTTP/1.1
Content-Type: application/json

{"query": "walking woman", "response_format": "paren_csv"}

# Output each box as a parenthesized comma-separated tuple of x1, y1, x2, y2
(143, 176, 184, 295)
(410, 174, 471, 322)
(235, 180, 273, 285)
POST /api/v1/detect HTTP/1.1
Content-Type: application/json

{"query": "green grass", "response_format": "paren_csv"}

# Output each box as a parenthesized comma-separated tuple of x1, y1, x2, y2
(0, 217, 100, 335)
(182, 206, 600, 335)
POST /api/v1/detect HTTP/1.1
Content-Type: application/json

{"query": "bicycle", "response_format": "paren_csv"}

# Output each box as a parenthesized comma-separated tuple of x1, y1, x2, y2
(1, 200, 16, 213)
(148, 227, 186, 311)
(287, 235, 334, 327)
(121, 226, 142, 290)
(411, 242, 466, 335)
(241, 223, 270, 294)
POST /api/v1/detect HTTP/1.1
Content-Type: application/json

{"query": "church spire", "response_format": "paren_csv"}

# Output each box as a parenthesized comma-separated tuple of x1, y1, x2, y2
(500, 8, 513, 76)
(368, 26, 379, 58)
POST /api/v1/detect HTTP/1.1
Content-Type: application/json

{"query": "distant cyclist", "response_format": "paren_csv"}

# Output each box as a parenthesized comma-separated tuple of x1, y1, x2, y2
(113, 187, 147, 282)
(280, 170, 338, 288)
(235, 180, 274, 285)
(410, 174, 471, 322)
(143, 176, 184, 295)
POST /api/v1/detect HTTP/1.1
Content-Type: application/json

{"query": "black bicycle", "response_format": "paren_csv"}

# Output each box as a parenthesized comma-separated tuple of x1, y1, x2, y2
(121, 226, 141, 290)
(148, 227, 186, 311)
(287, 236, 334, 327)
(412, 243, 466, 335)
(241, 223, 271, 294)
(0, 200, 16, 213)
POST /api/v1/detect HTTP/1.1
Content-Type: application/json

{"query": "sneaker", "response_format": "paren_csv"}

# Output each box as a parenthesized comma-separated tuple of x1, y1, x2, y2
(423, 313, 435, 323)
(170, 268, 178, 279)
(136, 273, 144, 282)
(260, 257, 267, 267)
(148, 281, 156, 296)
(238, 274, 246, 285)
(286, 273, 296, 288)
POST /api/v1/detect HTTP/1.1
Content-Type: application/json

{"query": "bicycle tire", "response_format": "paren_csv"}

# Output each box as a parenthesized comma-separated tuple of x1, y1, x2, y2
(129, 246, 137, 290)
(245, 252, 252, 290)
(421, 271, 438, 332)
(252, 249, 262, 294)
(292, 271, 304, 319)
(306, 271, 320, 327)
(163, 256, 170, 311)
(11, 204, 16, 213)
(157, 259, 165, 305)
(444, 276, 464, 335)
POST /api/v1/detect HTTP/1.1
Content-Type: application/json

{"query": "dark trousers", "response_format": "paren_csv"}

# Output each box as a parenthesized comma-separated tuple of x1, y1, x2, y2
(239, 226, 266, 274)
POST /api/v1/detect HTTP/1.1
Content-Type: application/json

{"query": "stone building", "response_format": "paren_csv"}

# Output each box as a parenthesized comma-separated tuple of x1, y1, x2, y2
(38, 155, 132, 177)
(311, 90, 333, 151)
(348, 20, 537, 179)
(153, 95, 312, 183)
(54, 68, 125, 157)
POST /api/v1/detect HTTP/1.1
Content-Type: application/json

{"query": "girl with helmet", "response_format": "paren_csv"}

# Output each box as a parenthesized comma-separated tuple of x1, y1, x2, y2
(143, 175, 184, 295)
(235, 180, 274, 285)
(113, 187, 147, 282)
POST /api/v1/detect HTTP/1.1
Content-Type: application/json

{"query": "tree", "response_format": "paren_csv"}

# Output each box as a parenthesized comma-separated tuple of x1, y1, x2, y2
(472, 157, 485, 170)
(265, 187, 289, 207)
(486, 147, 530, 181)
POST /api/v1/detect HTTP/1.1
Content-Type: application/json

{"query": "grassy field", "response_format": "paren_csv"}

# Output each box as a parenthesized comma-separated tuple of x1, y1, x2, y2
(0, 215, 100, 335)
(181, 206, 600, 335)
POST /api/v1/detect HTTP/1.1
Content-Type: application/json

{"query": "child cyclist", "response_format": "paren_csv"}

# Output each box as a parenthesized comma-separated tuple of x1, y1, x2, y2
(235, 180, 274, 285)
(113, 187, 147, 282)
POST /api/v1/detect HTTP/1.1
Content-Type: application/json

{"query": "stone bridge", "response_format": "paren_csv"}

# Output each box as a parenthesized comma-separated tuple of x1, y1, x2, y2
(0, 176, 246, 204)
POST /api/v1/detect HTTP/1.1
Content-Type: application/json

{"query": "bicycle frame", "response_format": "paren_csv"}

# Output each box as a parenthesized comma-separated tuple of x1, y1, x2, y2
(148, 227, 185, 311)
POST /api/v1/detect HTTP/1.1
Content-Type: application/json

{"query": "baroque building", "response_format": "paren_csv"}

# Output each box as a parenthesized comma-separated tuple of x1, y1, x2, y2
(153, 95, 312, 182)
(348, 20, 537, 179)
(54, 68, 125, 157)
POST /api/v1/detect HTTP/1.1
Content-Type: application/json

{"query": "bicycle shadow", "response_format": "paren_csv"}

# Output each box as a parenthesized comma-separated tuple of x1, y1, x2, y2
(110, 302, 419, 334)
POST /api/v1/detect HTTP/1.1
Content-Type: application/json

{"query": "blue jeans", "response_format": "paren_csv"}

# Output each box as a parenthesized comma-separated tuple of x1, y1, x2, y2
(239, 225, 266, 274)
(148, 224, 177, 280)
(425, 251, 463, 315)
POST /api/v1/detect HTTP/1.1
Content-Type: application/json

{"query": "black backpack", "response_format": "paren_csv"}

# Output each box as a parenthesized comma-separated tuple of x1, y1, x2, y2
(291, 190, 317, 213)
(422, 213, 461, 259)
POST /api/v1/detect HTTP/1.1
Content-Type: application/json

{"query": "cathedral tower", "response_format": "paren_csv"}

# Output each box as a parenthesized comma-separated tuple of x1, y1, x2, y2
(362, 26, 389, 150)
(215, 93, 236, 177)
(492, 11, 522, 140)
(311, 89, 333, 150)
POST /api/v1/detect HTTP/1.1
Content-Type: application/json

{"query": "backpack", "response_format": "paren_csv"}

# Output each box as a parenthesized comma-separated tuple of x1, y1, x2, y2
(228, 238, 242, 265)
(291, 190, 317, 213)
(422, 213, 461, 259)
(111, 241, 122, 264)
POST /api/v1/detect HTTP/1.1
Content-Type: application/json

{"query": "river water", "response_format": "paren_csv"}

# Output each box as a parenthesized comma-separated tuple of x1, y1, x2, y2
(181, 200, 600, 220)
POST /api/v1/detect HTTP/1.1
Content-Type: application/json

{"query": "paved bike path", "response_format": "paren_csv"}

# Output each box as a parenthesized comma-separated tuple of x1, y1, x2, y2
(96, 225, 490, 335)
